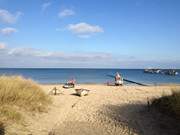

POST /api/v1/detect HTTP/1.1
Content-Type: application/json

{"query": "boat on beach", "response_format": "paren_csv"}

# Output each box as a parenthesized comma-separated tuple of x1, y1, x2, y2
(63, 83, 75, 88)
(75, 88, 90, 96)
(63, 79, 76, 89)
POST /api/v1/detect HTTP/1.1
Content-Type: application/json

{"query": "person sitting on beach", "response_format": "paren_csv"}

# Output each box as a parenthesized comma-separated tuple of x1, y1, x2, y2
(115, 72, 123, 86)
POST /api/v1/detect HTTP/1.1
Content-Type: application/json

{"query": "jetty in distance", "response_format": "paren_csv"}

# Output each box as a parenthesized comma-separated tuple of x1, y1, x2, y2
(144, 68, 179, 76)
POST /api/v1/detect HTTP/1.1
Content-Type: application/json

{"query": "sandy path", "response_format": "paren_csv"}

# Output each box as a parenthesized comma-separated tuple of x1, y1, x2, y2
(22, 85, 179, 135)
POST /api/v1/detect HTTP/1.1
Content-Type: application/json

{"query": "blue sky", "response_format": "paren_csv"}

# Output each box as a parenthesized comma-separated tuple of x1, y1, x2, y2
(0, 0, 180, 68)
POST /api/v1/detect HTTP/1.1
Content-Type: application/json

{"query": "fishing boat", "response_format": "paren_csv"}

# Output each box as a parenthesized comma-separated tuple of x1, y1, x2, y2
(75, 88, 90, 97)
(63, 79, 76, 89)
(63, 83, 75, 89)
(107, 74, 147, 86)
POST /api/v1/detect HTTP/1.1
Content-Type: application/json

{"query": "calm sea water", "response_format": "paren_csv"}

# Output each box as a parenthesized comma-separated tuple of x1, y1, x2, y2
(0, 68, 180, 85)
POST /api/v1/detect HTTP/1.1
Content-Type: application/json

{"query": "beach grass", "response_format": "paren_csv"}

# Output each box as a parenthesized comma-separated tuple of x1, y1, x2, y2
(152, 89, 180, 120)
(0, 121, 4, 135)
(0, 75, 51, 123)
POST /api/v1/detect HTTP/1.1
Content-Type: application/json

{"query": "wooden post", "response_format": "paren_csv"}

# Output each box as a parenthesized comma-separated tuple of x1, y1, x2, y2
(147, 97, 150, 112)
(53, 87, 57, 95)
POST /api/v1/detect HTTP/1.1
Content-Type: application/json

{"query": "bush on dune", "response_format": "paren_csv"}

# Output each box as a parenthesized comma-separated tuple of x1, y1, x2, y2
(152, 89, 180, 120)
(0, 76, 51, 122)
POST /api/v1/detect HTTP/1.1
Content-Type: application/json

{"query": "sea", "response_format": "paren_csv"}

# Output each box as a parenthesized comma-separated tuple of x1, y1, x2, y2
(0, 68, 180, 85)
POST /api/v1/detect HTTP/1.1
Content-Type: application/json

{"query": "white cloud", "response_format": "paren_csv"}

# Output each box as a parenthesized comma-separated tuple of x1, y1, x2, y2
(0, 46, 179, 68)
(58, 9, 75, 18)
(0, 46, 116, 67)
(8, 48, 52, 57)
(0, 9, 22, 24)
(67, 22, 104, 37)
(0, 42, 6, 49)
(7, 47, 111, 60)
(0, 27, 17, 35)
(41, 2, 51, 12)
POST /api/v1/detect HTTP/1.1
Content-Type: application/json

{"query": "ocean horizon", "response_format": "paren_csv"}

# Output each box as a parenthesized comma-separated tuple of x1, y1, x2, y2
(0, 68, 180, 85)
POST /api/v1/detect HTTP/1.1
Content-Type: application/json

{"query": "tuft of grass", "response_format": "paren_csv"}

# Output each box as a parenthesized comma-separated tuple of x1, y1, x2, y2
(0, 121, 4, 135)
(0, 75, 51, 122)
(0, 76, 51, 111)
(0, 105, 22, 122)
(152, 89, 180, 120)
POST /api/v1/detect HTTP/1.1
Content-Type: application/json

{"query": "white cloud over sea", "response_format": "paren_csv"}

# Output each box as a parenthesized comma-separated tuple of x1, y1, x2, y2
(0, 46, 117, 68)
(0, 46, 179, 68)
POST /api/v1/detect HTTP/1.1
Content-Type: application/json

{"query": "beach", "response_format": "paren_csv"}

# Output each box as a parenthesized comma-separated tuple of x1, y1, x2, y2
(1, 0, 180, 134)
(9, 84, 179, 135)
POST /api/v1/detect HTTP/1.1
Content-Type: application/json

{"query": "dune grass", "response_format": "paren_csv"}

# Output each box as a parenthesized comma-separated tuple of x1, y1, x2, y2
(0, 75, 51, 122)
(0, 121, 4, 135)
(152, 89, 180, 120)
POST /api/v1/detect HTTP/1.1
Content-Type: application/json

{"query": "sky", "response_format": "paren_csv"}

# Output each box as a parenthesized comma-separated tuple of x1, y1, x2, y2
(0, 0, 180, 68)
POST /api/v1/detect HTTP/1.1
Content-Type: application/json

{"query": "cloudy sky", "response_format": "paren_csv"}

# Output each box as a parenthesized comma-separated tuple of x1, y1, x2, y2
(0, 0, 180, 68)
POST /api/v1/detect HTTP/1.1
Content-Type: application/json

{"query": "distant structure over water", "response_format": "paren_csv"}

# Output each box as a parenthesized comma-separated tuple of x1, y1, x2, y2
(144, 68, 178, 76)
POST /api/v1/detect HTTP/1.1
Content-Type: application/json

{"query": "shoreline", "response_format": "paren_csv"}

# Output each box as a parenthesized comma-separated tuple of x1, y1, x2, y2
(40, 82, 180, 86)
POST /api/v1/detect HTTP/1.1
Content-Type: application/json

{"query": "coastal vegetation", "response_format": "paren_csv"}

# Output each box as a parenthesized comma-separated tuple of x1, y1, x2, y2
(0, 121, 4, 135)
(0, 76, 51, 125)
(152, 89, 180, 120)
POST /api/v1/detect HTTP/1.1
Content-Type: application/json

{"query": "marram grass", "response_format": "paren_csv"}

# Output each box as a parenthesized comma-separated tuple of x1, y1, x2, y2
(0, 105, 21, 122)
(152, 89, 180, 120)
(0, 121, 4, 135)
(0, 75, 51, 122)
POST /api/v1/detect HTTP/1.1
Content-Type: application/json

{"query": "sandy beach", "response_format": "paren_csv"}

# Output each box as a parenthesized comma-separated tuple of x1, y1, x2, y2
(8, 84, 180, 135)
(1, 0, 180, 134)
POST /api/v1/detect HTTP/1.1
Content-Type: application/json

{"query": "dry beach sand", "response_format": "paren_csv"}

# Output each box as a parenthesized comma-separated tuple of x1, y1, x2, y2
(8, 84, 180, 135)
